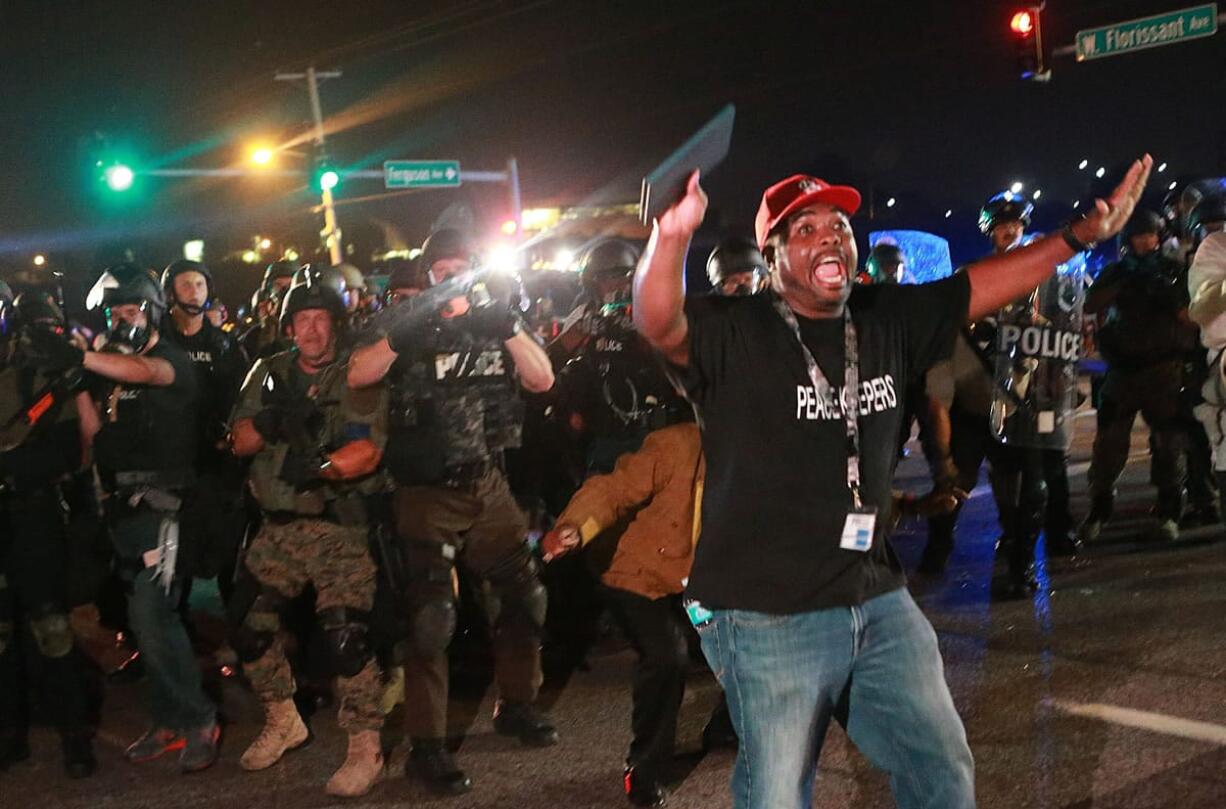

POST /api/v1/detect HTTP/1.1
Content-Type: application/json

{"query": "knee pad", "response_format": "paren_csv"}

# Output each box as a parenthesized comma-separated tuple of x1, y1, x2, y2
(483, 546, 547, 633)
(29, 608, 74, 658)
(318, 606, 372, 678)
(409, 597, 457, 657)
(232, 587, 288, 663)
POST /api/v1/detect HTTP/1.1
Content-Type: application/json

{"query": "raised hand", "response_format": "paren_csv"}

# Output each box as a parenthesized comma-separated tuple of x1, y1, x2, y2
(656, 170, 708, 239)
(1071, 155, 1154, 245)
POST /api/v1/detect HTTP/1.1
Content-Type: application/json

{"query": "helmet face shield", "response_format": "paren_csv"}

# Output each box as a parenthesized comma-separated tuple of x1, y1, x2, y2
(716, 268, 769, 297)
(104, 300, 153, 352)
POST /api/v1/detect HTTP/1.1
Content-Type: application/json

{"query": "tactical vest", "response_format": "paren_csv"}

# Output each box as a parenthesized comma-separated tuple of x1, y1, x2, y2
(386, 325, 523, 485)
(246, 350, 388, 515)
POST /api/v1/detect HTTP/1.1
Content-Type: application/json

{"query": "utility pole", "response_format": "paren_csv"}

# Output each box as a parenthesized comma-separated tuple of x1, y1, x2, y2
(275, 66, 344, 265)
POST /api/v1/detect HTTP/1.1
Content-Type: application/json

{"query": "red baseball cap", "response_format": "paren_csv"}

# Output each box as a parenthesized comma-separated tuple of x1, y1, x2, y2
(754, 175, 862, 249)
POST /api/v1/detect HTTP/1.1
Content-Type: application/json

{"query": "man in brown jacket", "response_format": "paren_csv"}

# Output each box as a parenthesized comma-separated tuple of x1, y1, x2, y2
(541, 420, 725, 807)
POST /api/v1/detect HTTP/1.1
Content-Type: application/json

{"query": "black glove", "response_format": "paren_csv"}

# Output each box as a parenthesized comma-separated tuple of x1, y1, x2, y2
(464, 299, 521, 341)
(278, 448, 324, 489)
(19, 327, 84, 374)
(251, 407, 286, 444)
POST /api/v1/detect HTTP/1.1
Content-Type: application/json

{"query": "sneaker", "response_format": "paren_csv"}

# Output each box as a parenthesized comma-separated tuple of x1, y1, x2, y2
(406, 739, 472, 795)
(492, 700, 559, 747)
(125, 728, 185, 763)
(178, 721, 220, 773)
(624, 767, 667, 807)
(62, 731, 97, 779)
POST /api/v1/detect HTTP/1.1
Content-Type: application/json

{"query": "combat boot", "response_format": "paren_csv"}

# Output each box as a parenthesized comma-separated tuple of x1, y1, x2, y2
(492, 699, 559, 747)
(240, 698, 310, 771)
(325, 730, 383, 798)
(407, 738, 472, 795)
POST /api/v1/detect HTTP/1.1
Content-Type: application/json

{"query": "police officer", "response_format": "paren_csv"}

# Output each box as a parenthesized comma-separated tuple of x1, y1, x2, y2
(552, 237, 640, 358)
(0, 285, 95, 777)
(229, 270, 388, 797)
(348, 228, 557, 794)
(706, 236, 769, 296)
(1080, 211, 1197, 542)
(858, 242, 907, 286)
(37, 264, 219, 771)
(241, 260, 298, 361)
(160, 260, 248, 593)
(553, 238, 689, 474)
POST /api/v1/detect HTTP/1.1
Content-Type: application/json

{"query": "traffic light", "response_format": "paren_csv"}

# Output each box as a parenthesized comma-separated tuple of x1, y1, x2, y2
(312, 146, 340, 193)
(1010, 6, 1049, 81)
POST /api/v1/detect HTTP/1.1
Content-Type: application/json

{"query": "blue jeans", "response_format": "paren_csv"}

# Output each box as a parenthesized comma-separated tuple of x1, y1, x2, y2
(114, 509, 216, 731)
(698, 587, 974, 809)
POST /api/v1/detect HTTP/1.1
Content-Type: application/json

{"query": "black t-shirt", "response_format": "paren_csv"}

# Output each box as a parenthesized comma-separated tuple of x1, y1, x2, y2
(681, 275, 970, 614)
(95, 338, 200, 483)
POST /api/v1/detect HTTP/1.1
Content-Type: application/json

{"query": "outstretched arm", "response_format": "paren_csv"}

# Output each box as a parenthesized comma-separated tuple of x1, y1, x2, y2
(634, 171, 708, 367)
(965, 155, 1152, 322)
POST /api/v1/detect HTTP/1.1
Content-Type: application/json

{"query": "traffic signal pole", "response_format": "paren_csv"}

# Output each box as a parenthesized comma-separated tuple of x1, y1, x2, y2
(275, 66, 344, 265)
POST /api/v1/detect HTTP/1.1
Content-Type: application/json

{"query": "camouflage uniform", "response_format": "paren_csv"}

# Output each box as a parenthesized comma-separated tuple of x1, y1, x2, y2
(232, 349, 389, 732)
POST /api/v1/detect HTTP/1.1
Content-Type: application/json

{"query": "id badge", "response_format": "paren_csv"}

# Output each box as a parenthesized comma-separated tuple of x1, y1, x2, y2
(840, 507, 877, 552)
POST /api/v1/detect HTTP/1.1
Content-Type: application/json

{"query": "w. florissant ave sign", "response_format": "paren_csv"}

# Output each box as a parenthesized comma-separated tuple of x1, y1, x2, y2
(1076, 4, 1218, 61)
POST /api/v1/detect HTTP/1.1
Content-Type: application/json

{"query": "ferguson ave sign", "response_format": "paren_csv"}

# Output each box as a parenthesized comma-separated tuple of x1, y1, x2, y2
(1076, 4, 1218, 61)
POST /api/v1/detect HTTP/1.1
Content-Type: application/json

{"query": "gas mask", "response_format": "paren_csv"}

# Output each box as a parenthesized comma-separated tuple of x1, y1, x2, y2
(104, 306, 152, 353)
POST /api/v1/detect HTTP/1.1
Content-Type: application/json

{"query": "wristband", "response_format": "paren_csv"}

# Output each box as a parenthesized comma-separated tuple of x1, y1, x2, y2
(1060, 222, 1095, 253)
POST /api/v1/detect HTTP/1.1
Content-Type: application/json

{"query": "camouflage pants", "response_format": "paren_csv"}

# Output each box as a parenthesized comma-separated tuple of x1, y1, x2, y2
(242, 518, 383, 731)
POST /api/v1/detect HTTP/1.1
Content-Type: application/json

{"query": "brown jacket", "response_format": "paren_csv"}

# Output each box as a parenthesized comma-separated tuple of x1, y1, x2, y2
(557, 423, 703, 599)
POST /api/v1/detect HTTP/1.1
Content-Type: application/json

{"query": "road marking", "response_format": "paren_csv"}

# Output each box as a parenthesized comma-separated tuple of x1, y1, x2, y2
(1049, 700, 1226, 746)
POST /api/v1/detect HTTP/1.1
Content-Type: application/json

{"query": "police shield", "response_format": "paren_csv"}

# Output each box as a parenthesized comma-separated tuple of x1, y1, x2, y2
(989, 254, 1086, 450)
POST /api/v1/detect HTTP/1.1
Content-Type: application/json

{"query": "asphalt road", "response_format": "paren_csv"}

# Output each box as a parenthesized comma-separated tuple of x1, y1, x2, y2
(4, 410, 1225, 808)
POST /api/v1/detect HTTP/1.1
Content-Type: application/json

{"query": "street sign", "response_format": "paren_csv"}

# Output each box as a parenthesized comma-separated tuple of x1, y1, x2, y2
(384, 160, 462, 189)
(1076, 3, 1217, 61)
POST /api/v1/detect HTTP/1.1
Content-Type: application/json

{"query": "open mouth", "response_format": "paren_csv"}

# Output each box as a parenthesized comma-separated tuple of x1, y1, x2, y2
(811, 255, 847, 289)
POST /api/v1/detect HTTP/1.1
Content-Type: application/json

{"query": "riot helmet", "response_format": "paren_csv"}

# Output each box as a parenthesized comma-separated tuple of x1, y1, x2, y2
(421, 229, 474, 283)
(86, 263, 166, 352)
(14, 290, 67, 329)
(578, 237, 638, 303)
(862, 243, 906, 285)
(260, 260, 299, 303)
(1188, 192, 1226, 244)
(161, 258, 213, 316)
(279, 266, 348, 332)
(1121, 209, 1166, 256)
(978, 192, 1033, 235)
(706, 236, 768, 296)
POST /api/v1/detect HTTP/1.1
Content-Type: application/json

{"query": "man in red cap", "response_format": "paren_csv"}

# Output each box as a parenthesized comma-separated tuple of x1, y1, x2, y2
(633, 159, 1151, 809)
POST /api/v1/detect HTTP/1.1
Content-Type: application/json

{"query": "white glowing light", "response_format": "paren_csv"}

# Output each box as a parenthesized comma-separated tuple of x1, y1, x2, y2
(554, 249, 575, 269)
(1168, 181, 1178, 190)
(1073, 200, 1081, 209)
(1095, 167, 1106, 178)
(183, 240, 204, 262)
(1032, 189, 1042, 200)
(259, 238, 271, 250)
(32, 254, 46, 266)
(1010, 181, 1024, 194)
(1078, 159, 1089, 170)
(886, 197, 896, 208)
(488, 245, 519, 273)
(1158, 162, 1168, 173)
(944, 209, 952, 218)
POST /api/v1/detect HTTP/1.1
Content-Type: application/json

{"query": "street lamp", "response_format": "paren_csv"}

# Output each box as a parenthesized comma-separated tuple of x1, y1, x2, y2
(250, 145, 274, 166)
(33, 254, 46, 267)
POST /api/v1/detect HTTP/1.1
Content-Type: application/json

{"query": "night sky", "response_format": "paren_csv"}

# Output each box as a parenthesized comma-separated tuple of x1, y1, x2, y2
(2, 0, 1224, 277)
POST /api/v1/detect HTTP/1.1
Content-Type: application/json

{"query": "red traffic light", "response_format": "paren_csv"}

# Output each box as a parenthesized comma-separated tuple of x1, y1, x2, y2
(1010, 10, 1035, 36)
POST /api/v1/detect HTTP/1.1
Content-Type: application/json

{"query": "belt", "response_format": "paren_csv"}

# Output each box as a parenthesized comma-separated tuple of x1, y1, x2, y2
(114, 469, 195, 490)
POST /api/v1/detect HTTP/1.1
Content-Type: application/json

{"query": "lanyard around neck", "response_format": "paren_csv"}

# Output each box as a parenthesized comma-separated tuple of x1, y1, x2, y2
(771, 296, 864, 508)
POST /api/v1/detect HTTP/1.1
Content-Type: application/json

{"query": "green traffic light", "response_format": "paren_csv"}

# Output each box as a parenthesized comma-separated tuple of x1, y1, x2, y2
(318, 168, 340, 192)
(104, 164, 135, 192)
